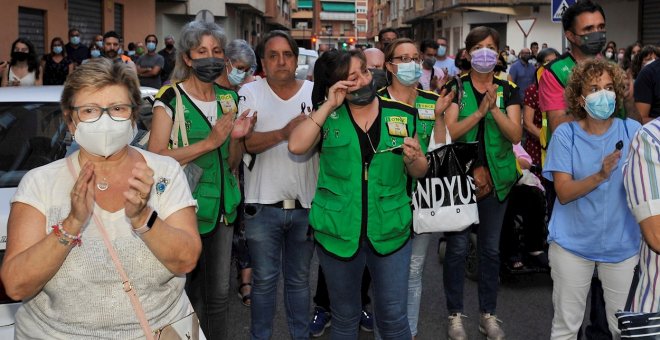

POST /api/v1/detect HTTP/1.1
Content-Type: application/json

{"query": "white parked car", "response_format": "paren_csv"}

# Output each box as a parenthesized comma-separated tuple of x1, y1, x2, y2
(296, 47, 319, 80)
(0, 85, 157, 337)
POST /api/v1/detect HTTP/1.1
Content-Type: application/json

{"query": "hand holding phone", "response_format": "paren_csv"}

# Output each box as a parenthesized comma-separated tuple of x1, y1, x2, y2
(616, 140, 624, 151)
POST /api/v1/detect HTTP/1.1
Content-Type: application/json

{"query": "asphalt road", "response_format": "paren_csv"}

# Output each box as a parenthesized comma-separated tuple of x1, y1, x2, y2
(227, 233, 556, 340)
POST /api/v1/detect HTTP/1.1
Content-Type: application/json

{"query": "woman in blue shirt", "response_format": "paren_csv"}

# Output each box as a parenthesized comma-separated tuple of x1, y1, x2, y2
(543, 58, 641, 339)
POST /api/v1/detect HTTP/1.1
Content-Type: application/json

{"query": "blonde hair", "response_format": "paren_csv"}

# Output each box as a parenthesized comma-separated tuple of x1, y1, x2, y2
(61, 58, 142, 123)
(565, 58, 626, 120)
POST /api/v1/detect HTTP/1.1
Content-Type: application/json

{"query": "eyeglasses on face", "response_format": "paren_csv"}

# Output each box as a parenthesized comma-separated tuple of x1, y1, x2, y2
(71, 104, 135, 122)
(390, 56, 422, 64)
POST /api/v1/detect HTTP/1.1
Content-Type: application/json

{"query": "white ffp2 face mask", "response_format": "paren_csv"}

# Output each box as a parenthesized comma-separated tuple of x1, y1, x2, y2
(74, 114, 136, 157)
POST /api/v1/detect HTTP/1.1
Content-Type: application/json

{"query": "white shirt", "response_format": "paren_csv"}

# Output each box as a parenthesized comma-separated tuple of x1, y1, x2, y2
(238, 78, 319, 207)
(12, 148, 196, 338)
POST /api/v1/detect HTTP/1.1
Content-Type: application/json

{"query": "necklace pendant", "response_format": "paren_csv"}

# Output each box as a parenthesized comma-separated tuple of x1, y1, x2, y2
(96, 178, 109, 191)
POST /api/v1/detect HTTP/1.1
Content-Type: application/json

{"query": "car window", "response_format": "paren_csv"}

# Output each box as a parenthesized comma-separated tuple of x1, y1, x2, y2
(0, 102, 68, 188)
(298, 55, 308, 66)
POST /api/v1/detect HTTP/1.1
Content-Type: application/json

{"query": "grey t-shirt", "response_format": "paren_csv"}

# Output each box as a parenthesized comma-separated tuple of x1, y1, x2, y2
(136, 53, 165, 89)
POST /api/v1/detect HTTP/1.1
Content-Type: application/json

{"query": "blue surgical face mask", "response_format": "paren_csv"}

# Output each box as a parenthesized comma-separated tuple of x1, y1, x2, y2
(53, 46, 63, 54)
(118, 48, 124, 55)
(437, 45, 447, 57)
(582, 89, 616, 120)
(127, 50, 135, 56)
(91, 50, 101, 58)
(71, 36, 80, 45)
(146, 42, 157, 52)
(228, 61, 248, 86)
(95, 41, 104, 48)
(394, 61, 422, 86)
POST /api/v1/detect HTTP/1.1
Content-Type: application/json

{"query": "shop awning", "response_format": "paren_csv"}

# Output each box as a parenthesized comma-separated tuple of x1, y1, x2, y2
(321, 2, 355, 13)
(298, 0, 313, 9)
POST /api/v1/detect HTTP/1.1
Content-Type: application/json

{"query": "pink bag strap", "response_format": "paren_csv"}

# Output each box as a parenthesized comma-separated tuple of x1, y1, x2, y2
(65, 156, 155, 340)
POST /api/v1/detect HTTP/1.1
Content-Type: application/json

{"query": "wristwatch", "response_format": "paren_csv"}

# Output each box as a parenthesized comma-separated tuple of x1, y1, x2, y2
(133, 209, 158, 235)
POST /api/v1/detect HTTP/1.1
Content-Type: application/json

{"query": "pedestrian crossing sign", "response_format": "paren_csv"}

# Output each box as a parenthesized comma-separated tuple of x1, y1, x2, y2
(552, 0, 576, 23)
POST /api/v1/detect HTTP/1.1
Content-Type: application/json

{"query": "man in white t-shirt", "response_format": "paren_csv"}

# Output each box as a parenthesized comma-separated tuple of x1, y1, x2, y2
(238, 30, 318, 339)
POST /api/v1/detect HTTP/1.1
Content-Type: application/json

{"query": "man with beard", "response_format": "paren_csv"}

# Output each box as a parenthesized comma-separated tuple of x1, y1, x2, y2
(102, 31, 136, 72)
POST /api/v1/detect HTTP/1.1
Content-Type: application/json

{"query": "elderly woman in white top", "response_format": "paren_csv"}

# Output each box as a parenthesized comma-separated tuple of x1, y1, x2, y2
(0, 58, 201, 338)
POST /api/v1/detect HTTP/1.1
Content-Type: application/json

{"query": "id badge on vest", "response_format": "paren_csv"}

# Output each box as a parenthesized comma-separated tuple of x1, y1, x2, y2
(417, 103, 435, 121)
(219, 94, 237, 116)
(386, 116, 409, 137)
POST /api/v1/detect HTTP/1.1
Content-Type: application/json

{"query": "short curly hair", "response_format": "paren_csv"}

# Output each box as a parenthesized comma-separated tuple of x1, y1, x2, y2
(565, 58, 626, 120)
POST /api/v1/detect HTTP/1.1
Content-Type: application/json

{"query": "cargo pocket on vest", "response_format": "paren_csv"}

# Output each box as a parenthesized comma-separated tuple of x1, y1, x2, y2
(195, 184, 221, 225)
(374, 189, 412, 240)
(310, 187, 352, 241)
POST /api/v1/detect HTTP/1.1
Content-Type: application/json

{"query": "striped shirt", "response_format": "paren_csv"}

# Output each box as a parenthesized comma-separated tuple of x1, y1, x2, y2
(623, 118, 660, 312)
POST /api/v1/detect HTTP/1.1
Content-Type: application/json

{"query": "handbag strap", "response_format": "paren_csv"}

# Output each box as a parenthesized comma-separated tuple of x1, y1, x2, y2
(624, 264, 641, 311)
(65, 156, 155, 340)
(171, 83, 189, 149)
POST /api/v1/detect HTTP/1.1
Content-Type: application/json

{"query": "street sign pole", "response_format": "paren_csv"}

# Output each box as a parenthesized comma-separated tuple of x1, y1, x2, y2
(515, 18, 536, 48)
(551, 0, 575, 53)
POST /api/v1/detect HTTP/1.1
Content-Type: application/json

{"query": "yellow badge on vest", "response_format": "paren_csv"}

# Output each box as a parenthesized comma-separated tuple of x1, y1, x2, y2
(416, 103, 436, 121)
(218, 94, 237, 115)
(386, 116, 409, 137)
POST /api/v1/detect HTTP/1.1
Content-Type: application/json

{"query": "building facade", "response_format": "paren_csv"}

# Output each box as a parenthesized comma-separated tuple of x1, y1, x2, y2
(1, 0, 155, 58)
(367, 0, 652, 58)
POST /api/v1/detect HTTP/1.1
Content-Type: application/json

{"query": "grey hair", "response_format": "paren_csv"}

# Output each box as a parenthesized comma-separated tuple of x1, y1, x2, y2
(170, 20, 226, 82)
(225, 39, 256, 70)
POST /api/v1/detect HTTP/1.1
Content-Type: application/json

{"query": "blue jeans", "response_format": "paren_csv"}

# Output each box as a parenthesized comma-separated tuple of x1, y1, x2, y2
(185, 222, 233, 339)
(407, 232, 432, 336)
(244, 204, 314, 340)
(443, 194, 508, 314)
(317, 240, 412, 340)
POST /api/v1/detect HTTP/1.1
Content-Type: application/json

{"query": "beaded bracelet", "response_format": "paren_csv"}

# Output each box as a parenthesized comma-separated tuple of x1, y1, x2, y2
(52, 222, 82, 247)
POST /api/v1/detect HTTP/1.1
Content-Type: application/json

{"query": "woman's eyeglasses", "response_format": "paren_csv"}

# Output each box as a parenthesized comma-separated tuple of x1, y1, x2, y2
(71, 104, 135, 122)
(390, 56, 422, 64)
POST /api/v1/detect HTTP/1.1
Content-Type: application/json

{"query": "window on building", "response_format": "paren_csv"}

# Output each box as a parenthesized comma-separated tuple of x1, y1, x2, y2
(114, 3, 124, 39)
(68, 0, 102, 46)
(18, 7, 45, 56)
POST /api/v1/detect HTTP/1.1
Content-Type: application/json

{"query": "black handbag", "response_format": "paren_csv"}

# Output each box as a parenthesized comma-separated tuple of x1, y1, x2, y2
(616, 265, 660, 339)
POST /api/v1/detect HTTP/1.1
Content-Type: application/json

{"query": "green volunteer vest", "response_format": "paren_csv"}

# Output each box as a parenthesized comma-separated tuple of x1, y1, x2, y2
(309, 97, 416, 258)
(156, 83, 241, 234)
(457, 77, 518, 201)
(377, 87, 440, 153)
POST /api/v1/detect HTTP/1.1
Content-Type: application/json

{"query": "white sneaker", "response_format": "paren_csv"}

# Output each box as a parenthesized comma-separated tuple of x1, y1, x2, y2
(448, 313, 468, 340)
(479, 313, 505, 340)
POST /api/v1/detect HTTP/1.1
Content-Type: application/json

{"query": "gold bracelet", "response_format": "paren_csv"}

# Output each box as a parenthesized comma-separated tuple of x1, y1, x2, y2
(308, 115, 322, 129)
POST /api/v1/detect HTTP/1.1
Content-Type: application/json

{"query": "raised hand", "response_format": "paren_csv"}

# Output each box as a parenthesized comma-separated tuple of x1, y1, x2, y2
(67, 162, 96, 231)
(326, 80, 356, 110)
(123, 162, 155, 227)
(598, 150, 621, 181)
(207, 112, 234, 148)
(435, 88, 455, 116)
(402, 137, 423, 164)
(231, 109, 257, 139)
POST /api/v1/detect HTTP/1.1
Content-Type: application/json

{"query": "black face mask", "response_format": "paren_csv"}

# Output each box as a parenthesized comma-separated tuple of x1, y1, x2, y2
(346, 80, 377, 106)
(11, 51, 28, 62)
(573, 31, 607, 56)
(382, 42, 391, 53)
(191, 57, 225, 83)
(494, 64, 506, 73)
(370, 68, 388, 90)
(166, 43, 174, 49)
(458, 58, 471, 71)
